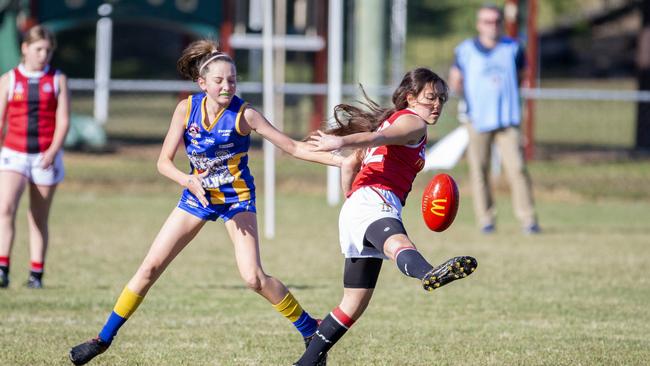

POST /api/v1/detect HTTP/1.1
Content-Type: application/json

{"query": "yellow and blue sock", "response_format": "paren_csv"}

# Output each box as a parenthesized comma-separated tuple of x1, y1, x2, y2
(98, 286, 144, 344)
(272, 292, 318, 338)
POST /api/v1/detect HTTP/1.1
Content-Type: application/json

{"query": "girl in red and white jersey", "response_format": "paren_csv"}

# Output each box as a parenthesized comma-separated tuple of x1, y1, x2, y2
(0, 25, 70, 289)
(293, 68, 478, 365)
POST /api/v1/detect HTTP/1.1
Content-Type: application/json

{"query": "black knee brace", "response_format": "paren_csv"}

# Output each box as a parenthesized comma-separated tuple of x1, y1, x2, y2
(363, 217, 408, 253)
(343, 257, 383, 289)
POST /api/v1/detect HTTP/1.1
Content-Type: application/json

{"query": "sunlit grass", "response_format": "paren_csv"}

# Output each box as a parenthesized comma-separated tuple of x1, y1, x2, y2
(1, 150, 649, 365)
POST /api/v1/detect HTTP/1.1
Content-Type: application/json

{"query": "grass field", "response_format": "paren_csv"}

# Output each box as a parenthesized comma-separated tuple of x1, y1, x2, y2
(1, 147, 649, 365)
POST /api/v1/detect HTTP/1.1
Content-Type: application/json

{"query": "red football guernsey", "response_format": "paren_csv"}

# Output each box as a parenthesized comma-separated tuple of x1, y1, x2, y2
(348, 109, 427, 205)
(4, 64, 60, 153)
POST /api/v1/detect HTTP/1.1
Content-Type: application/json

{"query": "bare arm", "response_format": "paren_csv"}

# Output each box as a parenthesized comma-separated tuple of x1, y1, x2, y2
(0, 73, 8, 147)
(309, 114, 427, 152)
(242, 107, 343, 167)
(340, 151, 362, 193)
(448, 66, 464, 97)
(157, 99, 210, 207)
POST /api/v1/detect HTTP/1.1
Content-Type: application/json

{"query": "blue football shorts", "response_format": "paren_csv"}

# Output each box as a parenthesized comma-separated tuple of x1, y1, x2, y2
(177, 189, 256, 222)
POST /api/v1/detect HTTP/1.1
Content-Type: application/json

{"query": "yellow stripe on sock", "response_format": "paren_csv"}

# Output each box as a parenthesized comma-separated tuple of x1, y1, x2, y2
(272, 292, 303, 323)
(113, 286, 144, 319)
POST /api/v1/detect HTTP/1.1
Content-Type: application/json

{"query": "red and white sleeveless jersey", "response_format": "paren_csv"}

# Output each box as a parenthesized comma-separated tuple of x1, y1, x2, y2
(4, 64, 60, 153)
(348, 109, 427, 204)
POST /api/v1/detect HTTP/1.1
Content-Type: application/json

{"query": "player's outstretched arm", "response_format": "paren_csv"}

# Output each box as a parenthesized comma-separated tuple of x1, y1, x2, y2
(242, 107, 343, 167)
(340, 151, 362, 193)
(157, 99, 210, 207)
(309, 114, 427, 152)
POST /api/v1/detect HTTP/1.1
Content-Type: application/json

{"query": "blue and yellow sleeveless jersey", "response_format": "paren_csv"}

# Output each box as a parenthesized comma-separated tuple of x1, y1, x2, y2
(183, 93, 255, 204)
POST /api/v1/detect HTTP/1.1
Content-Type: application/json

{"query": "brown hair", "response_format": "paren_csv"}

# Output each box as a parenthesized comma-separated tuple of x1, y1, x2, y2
(22, 25, 56, 50)
(326, 67, 448, 136)
(176, 39, 234, 81)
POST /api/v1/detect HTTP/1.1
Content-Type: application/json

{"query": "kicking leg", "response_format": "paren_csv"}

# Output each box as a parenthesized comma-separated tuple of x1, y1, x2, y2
(365, 218, 478, 291)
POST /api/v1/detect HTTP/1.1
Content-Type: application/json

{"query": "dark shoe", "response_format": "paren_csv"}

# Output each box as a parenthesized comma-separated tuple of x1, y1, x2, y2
(422, 256, 478, 291)
(26, 274, 43, 289)
(480, 224, 495, 234)
(69, 337, 110, 365)
(293, 353, 327, 366)
(0, 267, 8, 288)
(523, 224, 541, 235)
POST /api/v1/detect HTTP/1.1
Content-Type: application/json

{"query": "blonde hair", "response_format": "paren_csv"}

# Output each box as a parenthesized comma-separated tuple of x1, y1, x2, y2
(176, 39, 234, 81)
(22, 25, 56, 50)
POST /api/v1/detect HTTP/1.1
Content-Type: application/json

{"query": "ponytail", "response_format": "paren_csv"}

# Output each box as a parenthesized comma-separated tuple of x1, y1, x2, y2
(177, 40, 234, 81)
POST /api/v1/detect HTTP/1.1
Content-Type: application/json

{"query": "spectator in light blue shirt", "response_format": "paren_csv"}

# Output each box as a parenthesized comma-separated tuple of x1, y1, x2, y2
(449, 4, 540, 234)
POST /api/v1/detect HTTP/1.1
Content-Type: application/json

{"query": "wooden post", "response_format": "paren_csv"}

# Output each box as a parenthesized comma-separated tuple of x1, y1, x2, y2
(524, 0, 538, 160)
(636, 0, 650, 149)
(220, 0, 234, 56)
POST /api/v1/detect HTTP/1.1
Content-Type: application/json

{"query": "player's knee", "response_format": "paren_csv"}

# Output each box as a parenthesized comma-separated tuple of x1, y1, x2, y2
(364, 218, 407, 253)
(137, 261, 162, 284)
(240, 271, 264, 292)
(0, 202, 18, 218)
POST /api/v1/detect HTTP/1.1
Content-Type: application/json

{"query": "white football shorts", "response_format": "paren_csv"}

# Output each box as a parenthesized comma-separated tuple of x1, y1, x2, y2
(339, 186, 403, 259)
(0, 147, 65, 185)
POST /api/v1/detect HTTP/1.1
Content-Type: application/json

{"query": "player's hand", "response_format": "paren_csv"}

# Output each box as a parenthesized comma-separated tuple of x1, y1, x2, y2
(40, 150, 56, 169)
(308, 130, 343, 152)
(185, 170, 210, 207)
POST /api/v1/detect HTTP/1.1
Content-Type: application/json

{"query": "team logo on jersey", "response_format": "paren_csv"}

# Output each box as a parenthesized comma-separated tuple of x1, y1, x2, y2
(14, 82, 24, 101)
(42, 83, 52, 93)
(188, 123, 201, 139)
(415, 158, 425, 171)
(188, 151, 236, 189)
(380, 203, 393, 213)
(415, 146, 426, 170)
(191, 139, 199, 146)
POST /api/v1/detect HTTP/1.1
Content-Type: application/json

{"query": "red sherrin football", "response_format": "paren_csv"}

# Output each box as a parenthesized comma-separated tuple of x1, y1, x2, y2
(421, 173, 459, 232)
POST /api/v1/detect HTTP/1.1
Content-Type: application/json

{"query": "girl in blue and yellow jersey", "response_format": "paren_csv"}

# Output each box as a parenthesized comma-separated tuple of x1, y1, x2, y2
(69, 40, 341, 365)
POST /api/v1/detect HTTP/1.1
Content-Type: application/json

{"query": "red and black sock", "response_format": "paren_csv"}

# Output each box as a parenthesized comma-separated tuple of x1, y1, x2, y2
(30, 261, 44, 280)
(0, 256, 9, 273)
(296, 307, 355, 365)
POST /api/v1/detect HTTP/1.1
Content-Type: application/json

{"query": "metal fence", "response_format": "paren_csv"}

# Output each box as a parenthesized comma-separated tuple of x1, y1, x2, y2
(68, 79, 646, 152)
